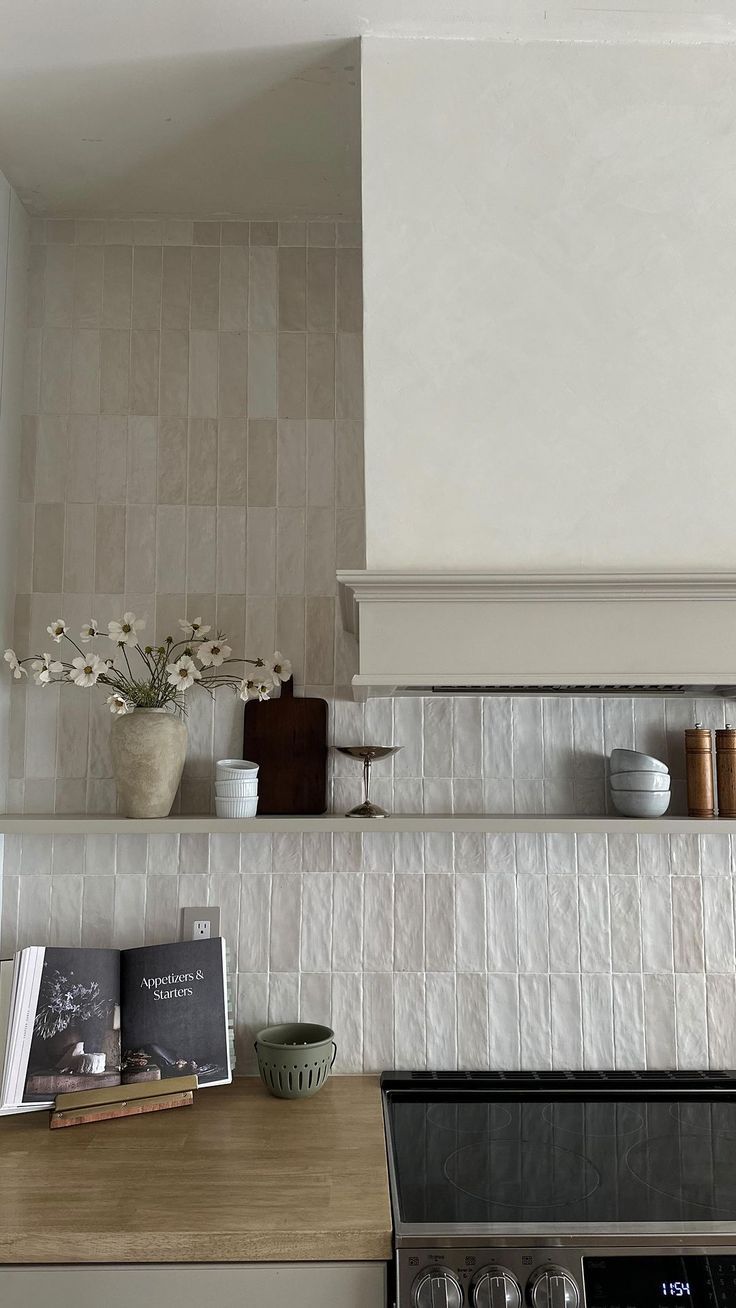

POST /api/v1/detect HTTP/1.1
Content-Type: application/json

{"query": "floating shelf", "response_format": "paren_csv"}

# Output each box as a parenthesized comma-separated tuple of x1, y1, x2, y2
(0, 814, 733, 835)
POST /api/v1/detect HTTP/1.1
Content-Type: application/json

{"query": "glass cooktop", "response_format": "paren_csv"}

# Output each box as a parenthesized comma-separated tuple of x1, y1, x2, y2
(387, 1092, 736, 1225)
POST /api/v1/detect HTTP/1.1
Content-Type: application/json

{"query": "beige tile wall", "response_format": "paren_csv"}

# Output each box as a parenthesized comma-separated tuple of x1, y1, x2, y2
(11, 217, 364, 813)
(0, 172, 29, 814)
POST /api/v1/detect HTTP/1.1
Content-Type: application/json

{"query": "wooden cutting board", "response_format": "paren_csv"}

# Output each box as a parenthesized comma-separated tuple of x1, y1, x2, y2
(243, 680, 328, 814)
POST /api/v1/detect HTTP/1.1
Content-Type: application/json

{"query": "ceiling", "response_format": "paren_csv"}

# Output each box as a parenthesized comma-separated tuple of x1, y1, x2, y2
(0, 0, 734, 219)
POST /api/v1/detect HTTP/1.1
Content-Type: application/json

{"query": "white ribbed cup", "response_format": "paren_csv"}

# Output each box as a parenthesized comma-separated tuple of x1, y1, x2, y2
(216, 758, 259, 780)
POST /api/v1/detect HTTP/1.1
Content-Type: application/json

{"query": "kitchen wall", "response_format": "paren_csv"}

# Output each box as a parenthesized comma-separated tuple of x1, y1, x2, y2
(2, 826, 735, 1072)
(361, 37, 736, 571)
(0, 170, 29, 813)
(11, 216, 364, 813)
(4, 678, 736, 1072)
(5, 211, 736, 1072)
(12, 212, 730, 816)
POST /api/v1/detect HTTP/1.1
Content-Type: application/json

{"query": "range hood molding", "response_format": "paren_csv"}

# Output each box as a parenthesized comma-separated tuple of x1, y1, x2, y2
(337, 570, 736, 699)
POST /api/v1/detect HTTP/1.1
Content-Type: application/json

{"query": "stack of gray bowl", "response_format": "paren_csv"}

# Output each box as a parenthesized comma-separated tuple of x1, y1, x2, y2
(609, 748, 670, 817)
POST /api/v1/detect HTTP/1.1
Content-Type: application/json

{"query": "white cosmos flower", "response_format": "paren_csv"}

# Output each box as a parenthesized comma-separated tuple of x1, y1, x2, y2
(166, 655, 201, 691)
(4, 649, 27, 679)
(106, 693, 130, 716)
(178, 616, 211, 639)
(108, 613, 145, 647)
(47, 619, 68, 643)
(70, 655, 106, 688)
(31, 653, 64, 686)
(197, 639, 232, 668)
(238, 676, 273, 702)
(270, 651, 292, 685)
(80, 620, 99, 643)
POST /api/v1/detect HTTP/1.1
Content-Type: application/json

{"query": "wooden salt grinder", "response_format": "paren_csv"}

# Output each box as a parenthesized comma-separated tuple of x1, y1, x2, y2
(685, 725, 716, 818)
(716, 725, 736, 819)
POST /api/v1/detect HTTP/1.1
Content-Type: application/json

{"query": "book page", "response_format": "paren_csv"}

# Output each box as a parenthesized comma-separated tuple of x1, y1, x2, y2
(23, 947, 121, 1103)
(1, 949, 42, 1109)
(120, 938, 230, 1088)
(0, 960, 14, 1090)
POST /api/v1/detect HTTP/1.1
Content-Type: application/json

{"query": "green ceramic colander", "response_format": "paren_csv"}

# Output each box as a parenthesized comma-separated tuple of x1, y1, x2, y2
(254, 1022, 337, 1099)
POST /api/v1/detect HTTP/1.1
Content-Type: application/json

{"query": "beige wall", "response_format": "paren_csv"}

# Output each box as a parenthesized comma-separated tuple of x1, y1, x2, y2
(361, 38, 736, 571)
(10, 217, 363, 813)
(0, 171, 29, 812)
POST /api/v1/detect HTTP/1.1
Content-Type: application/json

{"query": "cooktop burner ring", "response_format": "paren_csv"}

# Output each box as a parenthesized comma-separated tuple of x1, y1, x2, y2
(443, 1138, 602, 1211)
(541, 1100, 645, 1139)
(625, 1132, 736, 1214)
(668, 1102, 736, 1138)
(426, 1101, 514, 1137)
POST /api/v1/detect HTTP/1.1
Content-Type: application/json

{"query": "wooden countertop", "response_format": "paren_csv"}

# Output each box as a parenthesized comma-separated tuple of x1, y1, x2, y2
(0, 1078, 393, 1264)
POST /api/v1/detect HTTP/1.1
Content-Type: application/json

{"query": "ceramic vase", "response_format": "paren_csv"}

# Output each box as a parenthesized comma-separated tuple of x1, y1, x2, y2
(111, 708, 187, 818)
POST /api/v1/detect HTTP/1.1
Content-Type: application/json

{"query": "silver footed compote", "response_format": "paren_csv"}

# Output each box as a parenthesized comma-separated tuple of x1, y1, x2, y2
(335, 745, 401, 818)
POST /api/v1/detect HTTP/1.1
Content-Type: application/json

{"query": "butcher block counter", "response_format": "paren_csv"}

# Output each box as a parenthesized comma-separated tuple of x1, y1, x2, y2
(0, 1077, 393, 1265)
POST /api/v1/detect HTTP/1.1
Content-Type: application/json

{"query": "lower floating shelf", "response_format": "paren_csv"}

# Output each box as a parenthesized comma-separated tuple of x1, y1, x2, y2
(0, 814, 733, 835)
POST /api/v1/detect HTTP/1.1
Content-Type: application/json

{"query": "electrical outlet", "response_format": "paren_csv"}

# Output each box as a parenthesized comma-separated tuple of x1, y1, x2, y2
(180, 906, 221, 942)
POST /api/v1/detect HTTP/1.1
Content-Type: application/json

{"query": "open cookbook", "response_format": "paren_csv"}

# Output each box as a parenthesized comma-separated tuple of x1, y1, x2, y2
(0, 936, 231, 1114)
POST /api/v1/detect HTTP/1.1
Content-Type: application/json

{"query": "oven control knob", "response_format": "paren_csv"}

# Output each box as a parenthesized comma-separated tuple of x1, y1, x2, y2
(412, 1267, 464, 1308)
(527, 1266, 579, 1308)
(472, 1266, 522, 1308)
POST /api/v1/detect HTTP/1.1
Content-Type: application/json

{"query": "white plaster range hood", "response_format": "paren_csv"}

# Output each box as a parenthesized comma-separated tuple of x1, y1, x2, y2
(337, 571, 736, 699)
(343, 38, 736, 700)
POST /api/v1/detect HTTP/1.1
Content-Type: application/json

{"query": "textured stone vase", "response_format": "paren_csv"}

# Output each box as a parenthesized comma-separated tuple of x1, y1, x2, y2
(111, 708, 188, 818)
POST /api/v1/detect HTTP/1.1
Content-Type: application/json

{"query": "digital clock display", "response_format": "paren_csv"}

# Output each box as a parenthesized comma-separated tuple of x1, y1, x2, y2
(584, 1255, 736, 1307)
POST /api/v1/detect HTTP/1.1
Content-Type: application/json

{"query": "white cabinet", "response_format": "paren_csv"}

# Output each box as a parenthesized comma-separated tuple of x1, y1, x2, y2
(0, 1261, 387, 1307)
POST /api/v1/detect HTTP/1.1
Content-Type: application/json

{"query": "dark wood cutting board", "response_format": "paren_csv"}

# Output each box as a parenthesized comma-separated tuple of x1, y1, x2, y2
(243, 679, 328, 814)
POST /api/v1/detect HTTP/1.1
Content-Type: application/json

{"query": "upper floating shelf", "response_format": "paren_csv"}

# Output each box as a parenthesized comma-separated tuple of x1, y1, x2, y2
(0, 814, 732, 835)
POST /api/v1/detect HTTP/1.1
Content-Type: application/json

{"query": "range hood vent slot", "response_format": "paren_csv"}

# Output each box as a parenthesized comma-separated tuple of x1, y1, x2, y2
(429, 684, 694, 697)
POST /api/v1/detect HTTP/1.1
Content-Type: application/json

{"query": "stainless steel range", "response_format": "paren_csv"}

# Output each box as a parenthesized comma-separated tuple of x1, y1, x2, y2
(382, 1071, 736, 1308)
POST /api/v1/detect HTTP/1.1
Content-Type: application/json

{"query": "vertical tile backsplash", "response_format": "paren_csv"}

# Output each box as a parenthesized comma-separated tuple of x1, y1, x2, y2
(2, 831, 734, 1073)
(5, 214, 735, 1073)
(11, 216, 364, 815)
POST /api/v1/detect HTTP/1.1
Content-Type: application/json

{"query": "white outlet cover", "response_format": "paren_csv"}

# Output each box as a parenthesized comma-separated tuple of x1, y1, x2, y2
(180, 906, 221, 941)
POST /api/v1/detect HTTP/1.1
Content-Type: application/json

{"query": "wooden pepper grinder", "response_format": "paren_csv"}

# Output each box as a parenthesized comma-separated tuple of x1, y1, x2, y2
(716, 724, 736, 819)
(685, 724, 716, 818)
